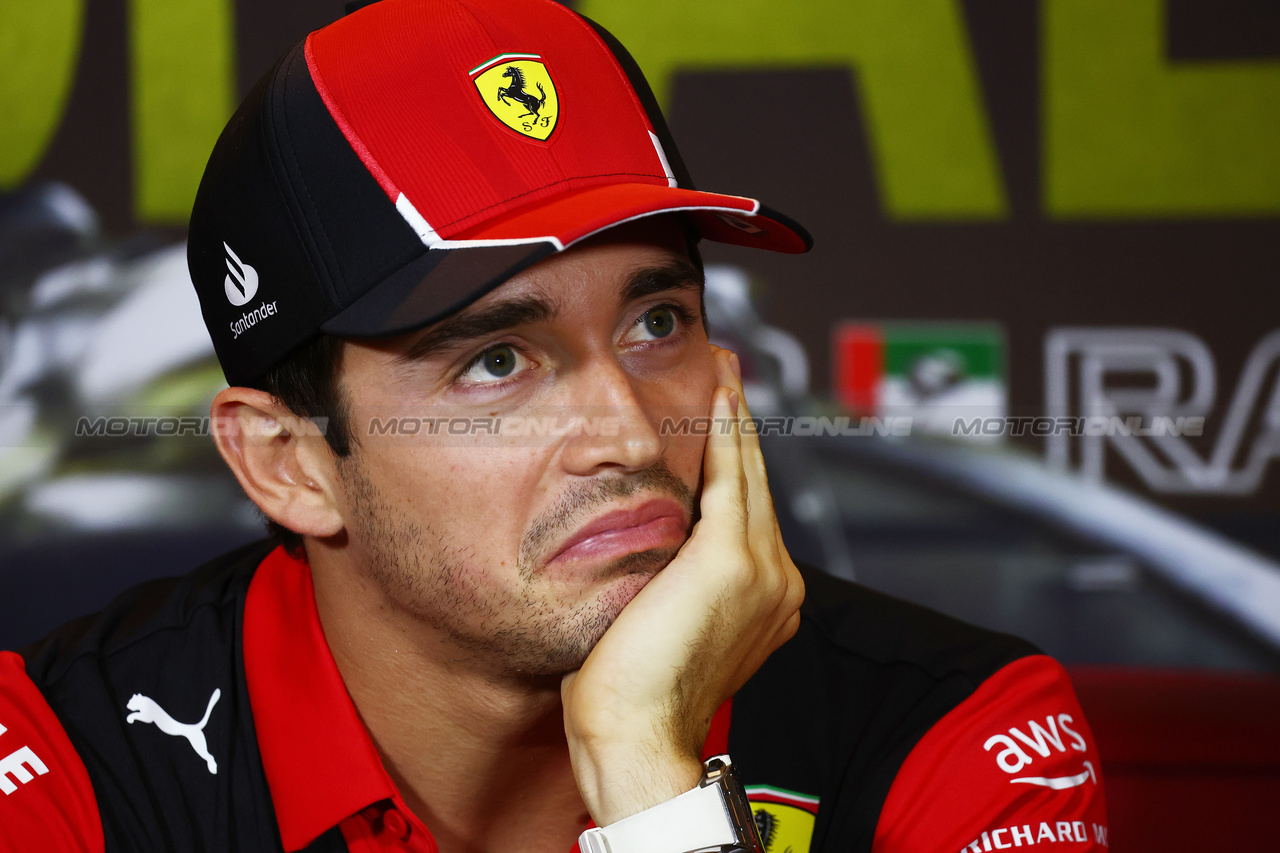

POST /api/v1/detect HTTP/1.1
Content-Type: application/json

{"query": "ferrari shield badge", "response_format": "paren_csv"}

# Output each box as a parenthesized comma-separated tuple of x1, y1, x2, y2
(747, 786, 819, 853)
(471, 54, 559, 140)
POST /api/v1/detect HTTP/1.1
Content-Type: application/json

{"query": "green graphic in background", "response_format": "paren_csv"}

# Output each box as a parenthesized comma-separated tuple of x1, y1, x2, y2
(0, 0, 85, 190)
(128, 0, 236, 223)
(1045, 0, 1280, 216)
(834, 322, 1006, 431)
(580, 0, 1009, 221)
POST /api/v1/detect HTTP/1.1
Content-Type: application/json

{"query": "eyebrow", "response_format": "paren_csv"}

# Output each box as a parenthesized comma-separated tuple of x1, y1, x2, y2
(620, 260, 704, 304)
(398, 297, 555, 363)
(397, 260, 705, 364)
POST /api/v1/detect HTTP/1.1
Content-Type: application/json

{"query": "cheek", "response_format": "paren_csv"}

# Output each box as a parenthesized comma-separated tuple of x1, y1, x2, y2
(645, 343, 717, 410)
(360, 444, 545, 547)
(667, 432, 708, 495)
(655, 356, 719, 484)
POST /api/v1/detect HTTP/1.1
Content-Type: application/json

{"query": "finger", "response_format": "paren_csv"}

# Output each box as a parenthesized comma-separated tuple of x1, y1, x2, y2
(717, 352, 779, 561)
(725, 354, 771, 501)
(697, 380, 746, 538)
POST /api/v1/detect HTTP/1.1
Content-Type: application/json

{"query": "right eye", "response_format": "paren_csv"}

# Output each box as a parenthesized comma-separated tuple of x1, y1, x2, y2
(460, 345, 530, 385)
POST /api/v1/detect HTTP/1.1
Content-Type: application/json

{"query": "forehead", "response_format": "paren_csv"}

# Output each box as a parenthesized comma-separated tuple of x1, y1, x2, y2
(341, 215, 700, 370)
(417, 215, 698, 331)
(471, 214, 696, 305)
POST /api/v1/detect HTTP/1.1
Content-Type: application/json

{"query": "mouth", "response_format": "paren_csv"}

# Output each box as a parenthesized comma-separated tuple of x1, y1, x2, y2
(545, 498, 691, 568)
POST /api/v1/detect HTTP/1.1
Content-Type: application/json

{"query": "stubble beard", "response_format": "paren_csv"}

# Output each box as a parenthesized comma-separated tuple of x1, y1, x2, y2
(339, 455, 695, 680)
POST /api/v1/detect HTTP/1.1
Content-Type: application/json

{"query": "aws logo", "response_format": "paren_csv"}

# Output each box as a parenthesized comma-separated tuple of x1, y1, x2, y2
(984, 713, 1096, 790)
(471, 54, 559, 140)
(746, 785, 819, 853)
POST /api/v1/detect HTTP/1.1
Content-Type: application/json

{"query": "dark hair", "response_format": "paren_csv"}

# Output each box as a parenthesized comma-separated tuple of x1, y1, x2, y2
(251, 333, 352, 556)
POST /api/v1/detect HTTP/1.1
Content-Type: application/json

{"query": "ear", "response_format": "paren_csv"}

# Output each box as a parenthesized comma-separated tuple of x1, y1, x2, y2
(210, 387, 345, 539)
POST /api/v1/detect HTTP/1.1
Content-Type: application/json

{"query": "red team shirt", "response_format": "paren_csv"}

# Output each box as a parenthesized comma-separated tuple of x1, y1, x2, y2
(0, 546, 1106, 852)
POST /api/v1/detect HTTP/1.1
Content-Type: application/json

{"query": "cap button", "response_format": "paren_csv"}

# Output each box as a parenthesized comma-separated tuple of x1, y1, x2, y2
(381, 807, 411, 842)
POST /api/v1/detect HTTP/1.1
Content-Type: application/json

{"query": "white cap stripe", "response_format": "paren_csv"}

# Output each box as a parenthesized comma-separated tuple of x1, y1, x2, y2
(396, 192, 562, 251)
(649, 132, 679, 189)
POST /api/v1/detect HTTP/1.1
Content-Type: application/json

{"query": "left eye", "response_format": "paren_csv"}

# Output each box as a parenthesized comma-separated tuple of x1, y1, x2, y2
(631, 307, 679, 341)
(461, 345, 528, 384)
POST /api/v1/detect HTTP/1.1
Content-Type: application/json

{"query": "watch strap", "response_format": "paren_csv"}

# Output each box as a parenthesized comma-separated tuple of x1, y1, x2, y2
(578, 755, 762, 853)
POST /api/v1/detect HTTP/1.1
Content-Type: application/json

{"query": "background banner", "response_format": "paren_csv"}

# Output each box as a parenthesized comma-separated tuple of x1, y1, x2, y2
(2, 0, 1278, 554)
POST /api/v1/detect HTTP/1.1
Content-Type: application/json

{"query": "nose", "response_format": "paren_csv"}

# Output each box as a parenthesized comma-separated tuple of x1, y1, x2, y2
(557, 356, 665, 476)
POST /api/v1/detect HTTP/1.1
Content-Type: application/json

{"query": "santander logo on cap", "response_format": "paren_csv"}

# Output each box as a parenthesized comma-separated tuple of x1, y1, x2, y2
(223, 242, 259, 306)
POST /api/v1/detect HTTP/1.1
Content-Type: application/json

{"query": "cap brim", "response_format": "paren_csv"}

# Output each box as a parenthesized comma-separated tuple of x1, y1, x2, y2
(457, 181, 812, 254)
(322, 182, 811, 337)
(321, 240, 555, 337)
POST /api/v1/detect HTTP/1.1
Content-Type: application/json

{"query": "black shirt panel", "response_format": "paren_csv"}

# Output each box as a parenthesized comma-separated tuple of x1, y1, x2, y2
(18, 540, 294, 853)
(730, 565, 1041, 852)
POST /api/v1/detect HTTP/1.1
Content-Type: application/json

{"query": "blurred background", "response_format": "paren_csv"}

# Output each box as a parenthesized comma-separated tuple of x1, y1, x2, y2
(2, 1, 1278, 849)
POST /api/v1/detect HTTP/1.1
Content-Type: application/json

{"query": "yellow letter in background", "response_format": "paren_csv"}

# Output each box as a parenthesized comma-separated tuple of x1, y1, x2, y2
(579, 0, 1008, 221)
(129, 0, 235, 223)
(1045, 0, 1280, 217)
(0, 0, 84, 189)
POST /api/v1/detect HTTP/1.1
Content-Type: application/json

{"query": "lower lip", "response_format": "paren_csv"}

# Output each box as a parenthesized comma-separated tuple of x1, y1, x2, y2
(548, 515, 688, 566)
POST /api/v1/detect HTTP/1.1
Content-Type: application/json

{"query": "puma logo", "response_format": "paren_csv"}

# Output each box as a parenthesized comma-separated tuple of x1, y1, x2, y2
(126, 689, 221, 775)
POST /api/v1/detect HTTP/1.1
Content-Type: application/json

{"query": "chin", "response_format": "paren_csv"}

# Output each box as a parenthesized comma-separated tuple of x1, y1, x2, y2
(522, 549, 674, 678)
(462, 547, 681, 681)
(597, 546, 676, 602)
(585, 549, 673, 633)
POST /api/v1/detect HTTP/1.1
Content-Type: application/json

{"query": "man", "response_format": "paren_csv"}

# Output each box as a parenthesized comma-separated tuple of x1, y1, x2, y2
(0, 1, 1107, 851)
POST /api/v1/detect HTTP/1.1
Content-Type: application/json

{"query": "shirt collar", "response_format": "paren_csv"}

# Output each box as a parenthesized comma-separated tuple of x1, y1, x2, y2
(244, 546, 397, 851)
(242, 545, 735, 850)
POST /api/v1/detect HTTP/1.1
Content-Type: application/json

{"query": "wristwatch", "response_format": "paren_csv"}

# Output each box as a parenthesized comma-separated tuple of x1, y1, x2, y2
(578, 754, 765, 853)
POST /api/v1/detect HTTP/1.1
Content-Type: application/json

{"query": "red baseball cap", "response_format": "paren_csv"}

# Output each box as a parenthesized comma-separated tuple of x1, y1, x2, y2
(188, 0, 811, 386)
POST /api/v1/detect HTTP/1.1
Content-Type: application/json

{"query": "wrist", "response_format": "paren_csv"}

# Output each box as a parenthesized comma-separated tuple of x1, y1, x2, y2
(579, 755, 765, 853)
(569, 739, 703, 825)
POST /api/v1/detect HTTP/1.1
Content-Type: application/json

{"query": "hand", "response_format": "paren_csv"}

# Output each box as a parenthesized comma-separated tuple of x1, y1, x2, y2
(561, 345, 805, 825)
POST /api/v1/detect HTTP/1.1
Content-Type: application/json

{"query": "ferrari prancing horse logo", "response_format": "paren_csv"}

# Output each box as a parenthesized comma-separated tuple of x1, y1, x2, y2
(471, 53, 559, 140)
(747, 785, 819, 853)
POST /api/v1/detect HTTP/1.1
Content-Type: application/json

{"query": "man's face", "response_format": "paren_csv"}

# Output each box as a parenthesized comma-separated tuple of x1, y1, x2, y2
(330, 217, 717, 678)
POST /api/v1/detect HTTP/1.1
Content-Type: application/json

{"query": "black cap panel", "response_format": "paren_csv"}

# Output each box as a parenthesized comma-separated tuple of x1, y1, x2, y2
(321, 241, 555, 337)
(188, 58, 330, 388)
(188, 43, 430, 386)
(268, 44, 428, 307)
